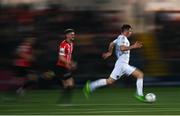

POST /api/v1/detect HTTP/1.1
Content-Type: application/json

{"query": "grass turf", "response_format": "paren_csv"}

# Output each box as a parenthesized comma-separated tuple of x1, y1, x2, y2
(0, 87, 180, 115)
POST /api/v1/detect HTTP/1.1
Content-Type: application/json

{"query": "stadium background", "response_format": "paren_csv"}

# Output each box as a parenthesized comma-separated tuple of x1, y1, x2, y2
(1, 0, 180, 89)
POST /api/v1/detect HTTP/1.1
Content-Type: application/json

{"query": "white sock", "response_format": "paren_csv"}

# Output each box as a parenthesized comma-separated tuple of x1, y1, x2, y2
(90, 79, 107, 91)
(136, 78, 143, 96)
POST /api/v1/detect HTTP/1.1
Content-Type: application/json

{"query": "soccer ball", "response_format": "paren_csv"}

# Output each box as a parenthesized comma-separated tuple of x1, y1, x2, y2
(145, 93, 156, 103)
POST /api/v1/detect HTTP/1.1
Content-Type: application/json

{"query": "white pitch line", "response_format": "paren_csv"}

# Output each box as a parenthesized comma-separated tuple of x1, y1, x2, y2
(84, 109, 180, 114)
(0, 108, 180, 112)
(2, 109, 180, 115)
(54, 103, 180, 107)
(0, 103, 179, 107)
(55, 103, 180, 106)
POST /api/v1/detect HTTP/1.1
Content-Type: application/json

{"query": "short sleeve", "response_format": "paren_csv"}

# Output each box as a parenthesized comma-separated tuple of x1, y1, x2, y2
(117, 36, 126, 46)
(59, 45, 66, 56)
(113, 39, 117, 44)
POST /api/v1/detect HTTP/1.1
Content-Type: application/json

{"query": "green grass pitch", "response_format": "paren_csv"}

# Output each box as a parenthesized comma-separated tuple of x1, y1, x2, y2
(0, 87, 180, 115)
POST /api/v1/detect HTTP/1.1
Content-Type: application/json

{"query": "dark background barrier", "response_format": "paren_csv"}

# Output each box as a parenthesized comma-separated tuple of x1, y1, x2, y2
(0, 0, 180, 90)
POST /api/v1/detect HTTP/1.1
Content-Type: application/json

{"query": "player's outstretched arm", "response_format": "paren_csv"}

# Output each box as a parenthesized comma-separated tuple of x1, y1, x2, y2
(102, 41, 115, 59)
(120, 41, 142, 51)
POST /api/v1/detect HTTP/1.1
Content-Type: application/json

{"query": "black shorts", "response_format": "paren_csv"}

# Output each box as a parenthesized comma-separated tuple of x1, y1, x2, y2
(13, 66, 31, 78)
(55, 66, 73, 80)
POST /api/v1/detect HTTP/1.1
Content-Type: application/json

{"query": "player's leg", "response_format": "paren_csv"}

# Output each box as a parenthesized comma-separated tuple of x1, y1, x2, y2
(22, 71, 38, 88)
(90, 77, 115, 91)
(65, 77, 74, 103)
(58, 66, 74, 104)
(55, 66, 66, 103)
(83, 77, 115, 98)
(15, 66, 26, 95)
(83, 61, 122, 98)
(66, 77, 74, 87)
(125, 65, 146, 102)
(131, 69, 144, 96)
(132, 69, 147, 102)
(60, 77, 74, 104)
(16, 68, 38, 96)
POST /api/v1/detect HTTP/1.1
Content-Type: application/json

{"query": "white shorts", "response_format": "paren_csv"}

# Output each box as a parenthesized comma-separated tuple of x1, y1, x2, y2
(110, 60, 136, 80)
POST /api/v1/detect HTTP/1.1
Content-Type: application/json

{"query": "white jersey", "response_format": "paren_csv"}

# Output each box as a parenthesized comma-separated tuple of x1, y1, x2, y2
(113, 35, 130, 64)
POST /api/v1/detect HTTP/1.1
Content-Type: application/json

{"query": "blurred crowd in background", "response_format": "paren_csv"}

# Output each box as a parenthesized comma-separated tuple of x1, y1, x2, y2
(0, 0, 180, 90)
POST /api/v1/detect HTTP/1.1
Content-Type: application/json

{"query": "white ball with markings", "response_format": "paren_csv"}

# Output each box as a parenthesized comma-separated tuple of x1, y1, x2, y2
(145, 93, 156, 103)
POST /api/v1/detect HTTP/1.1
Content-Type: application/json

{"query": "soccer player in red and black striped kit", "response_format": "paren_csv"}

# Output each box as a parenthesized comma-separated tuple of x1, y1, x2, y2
(55, 29, 77, 104)
(14, 37, 36, 95)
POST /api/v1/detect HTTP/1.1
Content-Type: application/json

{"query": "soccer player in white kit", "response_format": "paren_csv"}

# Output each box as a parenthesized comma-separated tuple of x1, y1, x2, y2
(83, 24, 147, 102)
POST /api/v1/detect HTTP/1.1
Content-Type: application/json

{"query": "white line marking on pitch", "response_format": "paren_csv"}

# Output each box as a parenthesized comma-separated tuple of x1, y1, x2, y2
(1, 103, 179, 107)
(2, 109, 180, 115)
(1, 108, 180, 112)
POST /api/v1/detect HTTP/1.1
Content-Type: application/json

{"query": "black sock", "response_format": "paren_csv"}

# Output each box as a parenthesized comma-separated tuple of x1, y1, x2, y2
(59, 87, 73, 104)
(22, 80, 37, 89)
(66, 87, 73, 103)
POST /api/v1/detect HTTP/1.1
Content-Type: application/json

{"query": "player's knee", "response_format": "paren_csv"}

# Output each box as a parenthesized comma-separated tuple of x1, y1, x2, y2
(133, 69, 144, 78)
(138, 71, 144, 78)
(68, 84, 74, 88)
(106, 78, 114, 85)
(67, 82, 74, 88)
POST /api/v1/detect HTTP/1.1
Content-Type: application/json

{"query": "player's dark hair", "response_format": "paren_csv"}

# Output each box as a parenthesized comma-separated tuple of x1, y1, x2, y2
(121, 24, 132, 32)
(64, 28, 74, 34)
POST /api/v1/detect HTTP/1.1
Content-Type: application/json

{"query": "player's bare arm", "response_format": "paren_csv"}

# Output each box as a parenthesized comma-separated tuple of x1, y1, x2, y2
(59, 55, 71, 69)
(70, 61, 77, 70)
(120, 41, 142, 51)
(59, 55, 76, 70)
(102, 41, 115, 59)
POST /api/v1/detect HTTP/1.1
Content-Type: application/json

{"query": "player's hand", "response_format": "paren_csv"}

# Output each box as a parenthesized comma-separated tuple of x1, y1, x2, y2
(70, 61, 77, 70)
(66, 63, 72, 70)
(102, 52, 112, 59)
(66, 61, 77, 70)
(132, 41, 143, 49)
